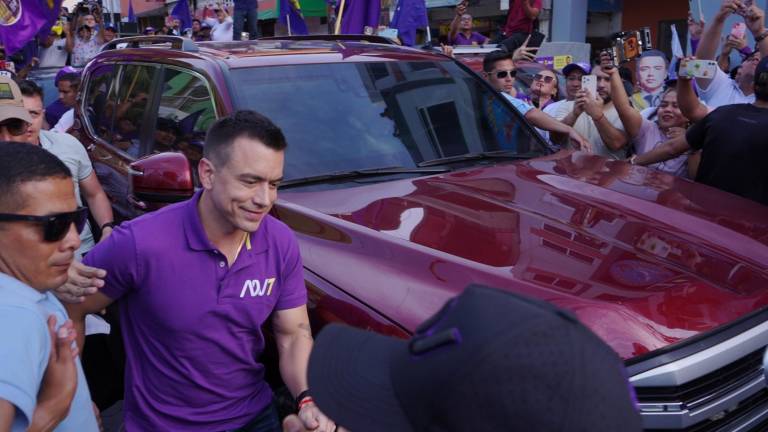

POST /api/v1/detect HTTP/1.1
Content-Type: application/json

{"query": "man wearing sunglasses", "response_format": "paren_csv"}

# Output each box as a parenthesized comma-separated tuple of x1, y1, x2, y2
(482, 50, 591, 152)
(0, 142, 99, 431)
(17, 80, 115, 258)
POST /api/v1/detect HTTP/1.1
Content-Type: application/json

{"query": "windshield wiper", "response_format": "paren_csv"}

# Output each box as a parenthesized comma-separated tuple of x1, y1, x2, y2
(281, 166, 450, 187)
(417, 151, 543, 167)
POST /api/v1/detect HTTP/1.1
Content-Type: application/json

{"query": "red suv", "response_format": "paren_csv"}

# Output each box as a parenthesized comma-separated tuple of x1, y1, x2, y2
(71, 35, 768, 431)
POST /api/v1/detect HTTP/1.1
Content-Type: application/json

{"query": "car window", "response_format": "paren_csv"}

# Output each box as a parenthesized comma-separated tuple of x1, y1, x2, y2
(82, 64, 117, 144)
(113, 64, 158, 158)
(149, 67, 216, 171)
(231, 61, 546, 182)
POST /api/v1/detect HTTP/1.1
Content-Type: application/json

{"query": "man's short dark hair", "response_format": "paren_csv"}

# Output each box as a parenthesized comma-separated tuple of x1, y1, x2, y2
(0, 142, 71, 212)
(18, 79, 44, 100)
(57, 73, 80, 88)
(637, 49, 669, 68)
(483, 50, 514, 73)
(204, 110, 287, 166)
(193, 19, 201, 24)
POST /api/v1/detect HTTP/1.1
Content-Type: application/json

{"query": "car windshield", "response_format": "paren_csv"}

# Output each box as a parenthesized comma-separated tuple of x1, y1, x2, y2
(231, 60, 547, 182)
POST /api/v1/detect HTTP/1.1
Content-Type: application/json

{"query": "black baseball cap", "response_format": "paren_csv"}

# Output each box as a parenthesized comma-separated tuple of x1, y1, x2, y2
(308, 285, 643, 432)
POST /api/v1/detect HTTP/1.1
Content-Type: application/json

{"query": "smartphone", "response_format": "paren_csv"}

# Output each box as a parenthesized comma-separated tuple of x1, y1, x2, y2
(731, 22, 746, 39)
(582, 75, 597, 99)
(683, 59, 718, 79)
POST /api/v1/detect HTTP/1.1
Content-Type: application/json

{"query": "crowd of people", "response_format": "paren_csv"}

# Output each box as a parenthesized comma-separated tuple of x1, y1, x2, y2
(469, 0, 767, 206)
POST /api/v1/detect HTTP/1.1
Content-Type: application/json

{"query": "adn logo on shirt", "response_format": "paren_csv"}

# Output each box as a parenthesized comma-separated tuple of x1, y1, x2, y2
(240, 278, 276, 298)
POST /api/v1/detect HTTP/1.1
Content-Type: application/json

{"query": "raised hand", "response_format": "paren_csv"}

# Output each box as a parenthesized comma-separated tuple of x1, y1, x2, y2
(687, 11, 706, 39)
(745, 4, 766, 36)
(512, 35, 538, 62)
(715, 0, 742, 22)
(54, 260, 106, 304)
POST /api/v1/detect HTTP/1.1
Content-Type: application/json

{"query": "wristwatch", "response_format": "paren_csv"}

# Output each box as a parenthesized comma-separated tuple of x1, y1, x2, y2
(101, 221, 116, 230)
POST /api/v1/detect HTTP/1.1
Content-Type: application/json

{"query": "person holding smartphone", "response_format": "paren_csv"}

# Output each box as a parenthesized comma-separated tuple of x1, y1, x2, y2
(448, 1, 488, 46)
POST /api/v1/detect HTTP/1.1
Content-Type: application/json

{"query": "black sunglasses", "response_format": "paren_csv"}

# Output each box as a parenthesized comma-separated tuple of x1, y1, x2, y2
(494, 69, 517, 79)
(533, 73, 555, 84)
(0, 207, 88, 242)
(0, 118, 30, 136)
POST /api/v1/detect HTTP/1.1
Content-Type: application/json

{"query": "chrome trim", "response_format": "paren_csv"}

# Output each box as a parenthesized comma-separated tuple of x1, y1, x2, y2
(631, 320, 768, 387)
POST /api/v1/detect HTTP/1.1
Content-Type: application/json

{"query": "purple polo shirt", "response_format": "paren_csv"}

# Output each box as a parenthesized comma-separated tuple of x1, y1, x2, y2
(83, 191, 307, 431)
(452, 31, 488, 46)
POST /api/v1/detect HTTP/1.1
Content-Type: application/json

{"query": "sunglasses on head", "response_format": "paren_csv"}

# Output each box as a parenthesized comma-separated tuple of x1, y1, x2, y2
(0, 118, 30, 136)
(533, 73, 555, 84)
(494, 69, 517, 79)
(0, 207, 88, 242)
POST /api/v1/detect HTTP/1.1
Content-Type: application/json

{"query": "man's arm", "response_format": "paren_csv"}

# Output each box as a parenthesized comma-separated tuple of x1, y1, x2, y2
(579, 90, 628, 151)
(0, 399, 12, 432)
(64, 20, 74, 53)
(634, 134, 691, 165)
(448, 4, 465, 43)
(64, 291, 114, 352)
(80, 173, 114, 240)
(525, 109, 592, 151)
(522, 0, 541, 20)
(745, 4, 767, 56)
(272, 306, 335, 432)
(697, 0, 739, 60)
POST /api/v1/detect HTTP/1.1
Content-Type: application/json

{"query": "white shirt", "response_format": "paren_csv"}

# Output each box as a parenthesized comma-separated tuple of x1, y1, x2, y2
(205, 17, 233, 41)
(39, 38, 68, 68)
(53, 108, 74, 133)
(556, 101, 628, 160)
(696, 67, 755, 109)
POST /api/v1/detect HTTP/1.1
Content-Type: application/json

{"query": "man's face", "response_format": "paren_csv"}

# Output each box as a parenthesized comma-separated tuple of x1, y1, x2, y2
(565, 70, 584, 100)
(82, 14, 96, 28)
(0, 178, 80, 291)
(201, 136, 284, 233)
(58, 80, 77, 107)
(192, 21, 201, 32)
(154, 129, 177, 149)
(740, 53, 761, 81)
(485, 59, 516, 94)
(22, 95, 44, 145)
(103, 29, 116, 42)
(216, 9, 225, 21)
(78, 27, 92, 41)
(637, 56, 667, 93)
(594, 68, 612, 102)
(459, 14, 473, 31)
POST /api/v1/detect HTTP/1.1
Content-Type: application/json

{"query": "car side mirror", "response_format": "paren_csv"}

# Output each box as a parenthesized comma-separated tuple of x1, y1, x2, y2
(128, 152, 194, 211)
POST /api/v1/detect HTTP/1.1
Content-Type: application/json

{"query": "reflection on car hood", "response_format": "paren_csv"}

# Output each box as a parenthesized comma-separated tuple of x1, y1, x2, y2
(278, 151, 768, 359)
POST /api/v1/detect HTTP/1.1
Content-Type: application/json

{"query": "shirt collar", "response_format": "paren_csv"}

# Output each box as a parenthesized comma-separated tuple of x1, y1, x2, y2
(0, 272, 46, 303)
(183, 189, 270, 254)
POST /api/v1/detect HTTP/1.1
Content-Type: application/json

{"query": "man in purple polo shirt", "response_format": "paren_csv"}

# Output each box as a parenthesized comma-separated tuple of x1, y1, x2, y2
(64, 111, 335, 432)
(448, 2, 488, 46)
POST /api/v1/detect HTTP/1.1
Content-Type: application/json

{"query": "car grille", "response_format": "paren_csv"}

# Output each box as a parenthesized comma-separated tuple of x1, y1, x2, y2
(637, 349, 768, 431)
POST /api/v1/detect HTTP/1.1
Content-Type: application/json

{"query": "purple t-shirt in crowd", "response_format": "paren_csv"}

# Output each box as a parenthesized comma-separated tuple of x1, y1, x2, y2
(83, 191, 307, 431)
(453, 31, 488, 45)
(633, 118, 689, 178)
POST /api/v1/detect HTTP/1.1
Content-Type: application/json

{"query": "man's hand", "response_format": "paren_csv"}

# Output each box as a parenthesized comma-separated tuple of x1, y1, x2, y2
(455, 1, 467, 15)
(715, 0, 742, 22)
(568, 128, 592, 153)
(745, 4, 766, 36)
(283, 414, 350, 432)
(512, 34, 538, 62)
(724, 34, 748, 51)
(32, 317, 79, 429)
(440, 43, 454, 58)
(297, 402, 336, 432)
(577, 89, 604, 119)
(688, 11, 706, 39)
(599, 50, 615, 70)
(54, 261, 106, 304)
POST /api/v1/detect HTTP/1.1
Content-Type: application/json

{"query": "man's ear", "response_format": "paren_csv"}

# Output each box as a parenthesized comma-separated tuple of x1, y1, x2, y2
(198, 157, 215, 190)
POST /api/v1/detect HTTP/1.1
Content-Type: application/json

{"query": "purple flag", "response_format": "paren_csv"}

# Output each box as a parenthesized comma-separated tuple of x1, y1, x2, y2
(128, 0, 136, 23)
(390, 0, 427, 46)
(0, 0, 62, 55)
(338, 0, 379, 34)
(170, 0, 192, 32)
(279, 0, 308, 35)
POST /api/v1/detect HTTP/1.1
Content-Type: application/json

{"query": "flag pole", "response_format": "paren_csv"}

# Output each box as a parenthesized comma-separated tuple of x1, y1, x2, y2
(334, 0, 346, 34)
(287, 14, 292, 35)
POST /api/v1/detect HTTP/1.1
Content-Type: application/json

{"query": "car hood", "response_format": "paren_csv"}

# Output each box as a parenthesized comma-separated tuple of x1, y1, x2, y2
(278, 151, 768, 359)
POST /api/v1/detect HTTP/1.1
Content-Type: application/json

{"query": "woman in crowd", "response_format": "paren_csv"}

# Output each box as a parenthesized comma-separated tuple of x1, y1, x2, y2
(530, 68, 559, 109)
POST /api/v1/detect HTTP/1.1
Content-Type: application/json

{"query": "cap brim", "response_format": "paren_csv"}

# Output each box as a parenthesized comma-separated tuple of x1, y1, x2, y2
(308, 324, 414, 432)
(0, 106, 32, 124)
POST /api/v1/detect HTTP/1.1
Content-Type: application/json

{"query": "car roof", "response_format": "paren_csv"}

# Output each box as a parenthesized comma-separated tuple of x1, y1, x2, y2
(99, 37, 450, 69)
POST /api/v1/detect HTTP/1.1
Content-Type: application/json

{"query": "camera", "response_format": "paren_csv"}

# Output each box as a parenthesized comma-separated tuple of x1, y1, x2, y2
(602, 27, 652, 65)
(74, 0, 101, 17)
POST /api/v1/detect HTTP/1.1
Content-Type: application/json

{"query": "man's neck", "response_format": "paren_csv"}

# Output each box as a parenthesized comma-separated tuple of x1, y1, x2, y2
(197, 191, 246, 251)
(754, 99, 768, 109)
(461, 29, 472, 37)
(738, 78, 755, 96)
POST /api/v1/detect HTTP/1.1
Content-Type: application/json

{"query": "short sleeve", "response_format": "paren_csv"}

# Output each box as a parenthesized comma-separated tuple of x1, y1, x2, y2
(64, 133, 94, 181)
(83, 225, 139, 301)
(633, 118, 654, 142)
(685, 113, 710, 151)
(502, 93, 533, 116)
(0, 308, 48, 429)
(696, 67, 728, 105)
(274, 229, 308, 311)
